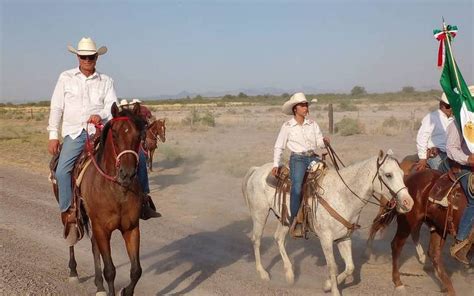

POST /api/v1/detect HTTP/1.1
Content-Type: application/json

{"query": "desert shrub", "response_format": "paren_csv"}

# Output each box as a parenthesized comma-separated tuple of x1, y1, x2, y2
(200, 112, 216, 127)
(382, 116, 400, 128)
(338, 101, 358, 111)
(159, 145, 184, 163)
(377, 104, 391, 111)
(334, 118, 364, 136)
(216, 102, 226, 107)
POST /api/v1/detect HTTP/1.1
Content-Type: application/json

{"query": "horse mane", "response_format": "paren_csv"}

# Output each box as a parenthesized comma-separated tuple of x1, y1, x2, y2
(96, 109, 146, 163)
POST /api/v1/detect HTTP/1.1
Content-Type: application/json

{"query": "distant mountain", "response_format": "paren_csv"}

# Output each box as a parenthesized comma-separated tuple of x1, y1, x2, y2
(139, 86, 338, 100)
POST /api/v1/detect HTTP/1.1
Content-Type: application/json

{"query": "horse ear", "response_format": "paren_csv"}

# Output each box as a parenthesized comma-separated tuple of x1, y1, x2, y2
(111, 102, 119, 118)
(378, 149, 385, 161)
(132, 102, 141, 115)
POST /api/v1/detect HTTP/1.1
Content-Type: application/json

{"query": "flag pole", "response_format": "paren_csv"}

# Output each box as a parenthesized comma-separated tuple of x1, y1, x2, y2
(443, 20, 463, 95)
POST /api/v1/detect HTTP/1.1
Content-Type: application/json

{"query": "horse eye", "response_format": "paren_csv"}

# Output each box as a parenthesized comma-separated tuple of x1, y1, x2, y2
(385, 173, 392, 178)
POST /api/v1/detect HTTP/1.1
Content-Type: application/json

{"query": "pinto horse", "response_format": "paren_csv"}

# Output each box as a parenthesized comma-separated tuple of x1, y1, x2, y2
(67, 103, 147, 296)
(145, 119, 166, 171)
(369, 169, 472, 295)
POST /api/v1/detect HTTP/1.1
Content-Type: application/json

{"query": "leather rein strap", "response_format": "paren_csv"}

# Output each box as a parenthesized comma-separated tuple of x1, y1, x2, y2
(85, 117, 140, 185)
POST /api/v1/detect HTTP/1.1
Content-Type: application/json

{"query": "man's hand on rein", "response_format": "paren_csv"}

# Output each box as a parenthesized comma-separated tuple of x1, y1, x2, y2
(87, 114, 102, 125)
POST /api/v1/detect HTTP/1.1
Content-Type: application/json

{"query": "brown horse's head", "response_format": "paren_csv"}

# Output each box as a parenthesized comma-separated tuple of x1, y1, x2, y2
(373, 150, 414, 214)
(148, 119, 166, 143)
(98, 102, 147, 187)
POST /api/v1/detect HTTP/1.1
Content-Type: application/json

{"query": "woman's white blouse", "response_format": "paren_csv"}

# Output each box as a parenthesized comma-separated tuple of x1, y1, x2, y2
(273, 117, 325, 167)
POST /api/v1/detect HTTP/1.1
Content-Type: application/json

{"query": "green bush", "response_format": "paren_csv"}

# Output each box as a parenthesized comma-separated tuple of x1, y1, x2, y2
(334, 118, 364, 136)
(201, 112, 216, 127)
(338, 100, 358, 111)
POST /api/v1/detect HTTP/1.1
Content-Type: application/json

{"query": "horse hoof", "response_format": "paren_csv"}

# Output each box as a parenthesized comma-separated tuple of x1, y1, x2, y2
(68, 276, 79, 283)
(394, 285, 406, 295)
(323, 279, 331, 292)
(258, 270, 270, 281)
(418, 254, 426, 265)
(118, 287, 133, 296)
(96, 292, 107, 296)
(285, 271, 294, 285)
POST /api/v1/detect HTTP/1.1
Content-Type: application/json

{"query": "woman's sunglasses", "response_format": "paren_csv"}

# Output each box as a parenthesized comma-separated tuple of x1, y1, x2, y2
(79, 54, 97, 61)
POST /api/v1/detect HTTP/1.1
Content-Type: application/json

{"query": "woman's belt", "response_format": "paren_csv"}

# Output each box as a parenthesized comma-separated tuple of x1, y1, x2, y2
(291, 150, 318, 157)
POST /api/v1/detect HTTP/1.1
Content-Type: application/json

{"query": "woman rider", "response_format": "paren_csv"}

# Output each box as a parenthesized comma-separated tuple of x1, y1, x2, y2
(272, 92, 330, 235)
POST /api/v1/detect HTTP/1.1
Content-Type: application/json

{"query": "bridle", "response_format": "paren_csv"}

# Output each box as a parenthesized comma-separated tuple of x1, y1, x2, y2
(147, 121, 165, 143)
(86, 116, 140, 185)
(326, 144, 406, 209)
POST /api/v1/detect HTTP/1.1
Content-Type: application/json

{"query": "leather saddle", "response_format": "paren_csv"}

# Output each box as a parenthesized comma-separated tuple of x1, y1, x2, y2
(268, 161, 328, 239)
(48, 134, 101, 243)
(428, 171, 463, 209)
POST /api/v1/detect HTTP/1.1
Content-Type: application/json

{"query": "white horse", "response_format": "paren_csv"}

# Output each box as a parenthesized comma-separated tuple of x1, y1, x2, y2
(242, 150, 414, 296)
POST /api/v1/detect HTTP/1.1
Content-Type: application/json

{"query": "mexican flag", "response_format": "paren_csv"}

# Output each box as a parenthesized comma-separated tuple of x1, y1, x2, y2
(435, 24, 474, 152)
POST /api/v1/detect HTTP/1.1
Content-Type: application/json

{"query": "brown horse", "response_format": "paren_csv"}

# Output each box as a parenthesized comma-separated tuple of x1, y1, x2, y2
(66, 103, 147, 296)
(145, 119, 166, 172)
(369, 169, 472, 295)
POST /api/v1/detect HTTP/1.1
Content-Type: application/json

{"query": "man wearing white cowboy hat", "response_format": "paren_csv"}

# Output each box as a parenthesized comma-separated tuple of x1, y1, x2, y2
(272, 92, 330, 236)
(414, 92, 453, 172)
(47, 37, 158, 238)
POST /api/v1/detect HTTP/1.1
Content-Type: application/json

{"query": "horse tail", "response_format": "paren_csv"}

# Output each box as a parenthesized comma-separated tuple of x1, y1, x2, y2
(242, 166, 258, 209)
(367, 207, 397, 242)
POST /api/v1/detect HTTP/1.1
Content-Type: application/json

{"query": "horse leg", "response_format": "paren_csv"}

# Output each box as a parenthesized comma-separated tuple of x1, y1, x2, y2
(411, 222, 426, 264)
(251, 208, 270, 281)
(323, 239, 354, 291)
(120, 227, 142, 296)
(427, 232, 455, 295)
(391, 224, 410, 290)
(94, 228, 116, 296)
(149, 149, 154, 172)
(68, 246, 79, 283)
(320, 236, 340, 296)
(91, 234, 106, 296)
(273, 223, 294, 284)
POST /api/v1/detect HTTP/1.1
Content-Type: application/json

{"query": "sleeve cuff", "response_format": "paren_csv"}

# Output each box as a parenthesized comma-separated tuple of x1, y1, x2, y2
(49, 131, 59, 140)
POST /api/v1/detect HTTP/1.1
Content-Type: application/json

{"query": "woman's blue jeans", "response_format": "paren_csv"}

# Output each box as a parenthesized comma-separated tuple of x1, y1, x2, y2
(289, 153, 320, 221)
(138, 149, 150, 194)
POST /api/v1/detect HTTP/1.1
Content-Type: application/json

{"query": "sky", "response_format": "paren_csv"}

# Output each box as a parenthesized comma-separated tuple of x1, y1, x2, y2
(1, 0, 473, 102)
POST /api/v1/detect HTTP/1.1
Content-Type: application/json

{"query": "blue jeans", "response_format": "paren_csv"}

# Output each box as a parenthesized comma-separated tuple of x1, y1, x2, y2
(456, 168, 474, 241)
(57, 130, 87, 212)
(138, 149, 149, 194)
(289, 153, 320, 220)
(428, 151, 449, 173)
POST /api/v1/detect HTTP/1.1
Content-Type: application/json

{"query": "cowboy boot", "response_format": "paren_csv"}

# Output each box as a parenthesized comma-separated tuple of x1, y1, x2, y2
(61, 207, 77, 240)
(140, 194, 161, 220)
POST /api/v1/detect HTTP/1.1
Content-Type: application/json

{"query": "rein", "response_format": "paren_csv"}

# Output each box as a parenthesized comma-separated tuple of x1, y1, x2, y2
(85, 117, 140, 185)
(325, 143, 392, 207)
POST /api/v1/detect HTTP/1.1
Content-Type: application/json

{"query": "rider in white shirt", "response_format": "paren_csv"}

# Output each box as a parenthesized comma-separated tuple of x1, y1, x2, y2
(414, 93, 453, 172)
(272, 93, 330, 235)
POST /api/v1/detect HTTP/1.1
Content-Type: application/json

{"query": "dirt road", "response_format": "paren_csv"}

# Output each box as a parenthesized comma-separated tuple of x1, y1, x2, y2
(1, 121, 473, 295)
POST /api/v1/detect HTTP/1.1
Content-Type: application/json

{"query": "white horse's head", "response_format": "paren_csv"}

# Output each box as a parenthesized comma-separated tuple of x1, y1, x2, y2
(373, 149, 414, 213)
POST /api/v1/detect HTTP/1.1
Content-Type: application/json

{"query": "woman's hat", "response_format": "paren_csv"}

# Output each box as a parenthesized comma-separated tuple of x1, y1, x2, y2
(118, 99, 129, 107)
(67, 37, 107, 56)
(282, 92, 310, 115)
(130, 99, 142, 104)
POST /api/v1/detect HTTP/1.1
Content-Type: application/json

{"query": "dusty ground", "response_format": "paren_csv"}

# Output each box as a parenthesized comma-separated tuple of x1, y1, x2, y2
(1, 102, 473, 295)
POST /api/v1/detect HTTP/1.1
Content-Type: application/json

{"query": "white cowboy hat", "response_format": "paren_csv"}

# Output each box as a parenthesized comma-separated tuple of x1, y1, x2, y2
(67, 37, 107, 56)
(118, 99, 129, 107)
(130, 99, 142, 104)
(282, 92, 309, 115)
(438, 92, 449, 105)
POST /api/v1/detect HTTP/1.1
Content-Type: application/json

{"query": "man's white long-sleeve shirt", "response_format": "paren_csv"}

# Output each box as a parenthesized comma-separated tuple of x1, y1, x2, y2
(416, 109, 453, 159)
(47, 68, 118, 140)
(446, 121, 470, 165)
(273, 118, 325, 167)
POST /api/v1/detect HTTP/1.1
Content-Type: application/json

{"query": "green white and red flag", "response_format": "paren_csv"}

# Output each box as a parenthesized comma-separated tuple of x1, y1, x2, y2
(434, 23, 474, 151)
